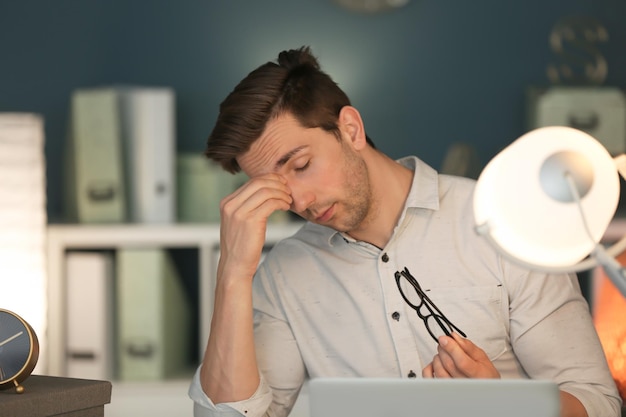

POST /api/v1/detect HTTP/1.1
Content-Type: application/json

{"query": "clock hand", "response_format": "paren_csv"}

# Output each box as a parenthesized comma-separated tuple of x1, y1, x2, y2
(0, 331, 24, 347)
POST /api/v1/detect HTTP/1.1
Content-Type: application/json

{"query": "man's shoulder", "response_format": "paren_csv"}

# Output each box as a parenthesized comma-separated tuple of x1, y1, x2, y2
(438, 173, 477, 197)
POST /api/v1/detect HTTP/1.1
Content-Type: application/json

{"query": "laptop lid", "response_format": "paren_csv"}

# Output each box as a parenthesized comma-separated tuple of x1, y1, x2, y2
(309, 377, 560, 417)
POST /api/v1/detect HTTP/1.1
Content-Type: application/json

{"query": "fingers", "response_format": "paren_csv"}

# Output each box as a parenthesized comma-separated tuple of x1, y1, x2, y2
(449, 332, 487, 362)
(218, 174, 293, 276)
(428, 333, 500, 379)
(431, 355, 452, 378)
(436, 334, 474, 377)
(221, 174, 292, 221)
(434, 337, 466, 378)
(422, 363, 434, 378)
(422, 357, 454, 379)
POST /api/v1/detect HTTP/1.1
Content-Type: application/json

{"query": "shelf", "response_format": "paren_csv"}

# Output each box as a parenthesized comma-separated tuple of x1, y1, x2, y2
(45, 222, 303, 378)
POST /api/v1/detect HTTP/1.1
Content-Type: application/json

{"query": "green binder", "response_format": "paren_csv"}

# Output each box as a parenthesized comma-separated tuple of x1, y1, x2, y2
(116, 248, 192, 380)
(65, 88, 126, 223)
(176, 153, 247, 223)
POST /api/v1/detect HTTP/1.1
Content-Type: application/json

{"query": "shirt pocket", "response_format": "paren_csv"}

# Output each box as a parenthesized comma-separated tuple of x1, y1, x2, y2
(426, 284, 508, 361)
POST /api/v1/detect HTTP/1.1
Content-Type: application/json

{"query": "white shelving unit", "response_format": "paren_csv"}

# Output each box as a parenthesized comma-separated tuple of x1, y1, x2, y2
(45, 221, 304, 416)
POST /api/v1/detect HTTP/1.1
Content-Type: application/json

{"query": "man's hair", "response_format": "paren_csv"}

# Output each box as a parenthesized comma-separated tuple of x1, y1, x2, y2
(205, 46, 374, 173)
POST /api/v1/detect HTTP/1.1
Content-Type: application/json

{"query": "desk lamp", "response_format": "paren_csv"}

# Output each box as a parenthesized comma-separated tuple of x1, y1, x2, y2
(473, 126, 626, 298)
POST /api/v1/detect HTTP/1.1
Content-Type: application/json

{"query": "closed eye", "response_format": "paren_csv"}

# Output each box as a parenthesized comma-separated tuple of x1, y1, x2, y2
(294, 161, 310, 172)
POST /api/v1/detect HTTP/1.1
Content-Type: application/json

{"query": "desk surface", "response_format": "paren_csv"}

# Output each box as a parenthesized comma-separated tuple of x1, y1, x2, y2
(0, 375, 112, 417)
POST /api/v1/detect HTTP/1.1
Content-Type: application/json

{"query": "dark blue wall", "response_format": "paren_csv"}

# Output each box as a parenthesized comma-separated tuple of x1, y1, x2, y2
(2, 0, 625, 221)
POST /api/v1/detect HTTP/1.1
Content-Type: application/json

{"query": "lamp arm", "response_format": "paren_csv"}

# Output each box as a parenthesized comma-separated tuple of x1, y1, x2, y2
(475, 222, 626, 274)
(592, 244, 626, 298)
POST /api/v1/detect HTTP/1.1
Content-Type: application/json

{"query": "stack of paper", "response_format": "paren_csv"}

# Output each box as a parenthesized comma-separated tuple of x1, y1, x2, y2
(0, 113, 47, 368)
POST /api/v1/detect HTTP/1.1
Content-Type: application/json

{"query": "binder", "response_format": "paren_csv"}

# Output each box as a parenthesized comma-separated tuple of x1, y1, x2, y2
(116, 248, 192, 380)
(65, 89, 126, 223)
(118, 87, 176, 223)
(65, 251, 114, 380)
(176, 154, 239, 223)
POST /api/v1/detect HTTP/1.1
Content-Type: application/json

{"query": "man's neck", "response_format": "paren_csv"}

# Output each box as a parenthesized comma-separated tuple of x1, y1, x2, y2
(346, 152, 413, 249)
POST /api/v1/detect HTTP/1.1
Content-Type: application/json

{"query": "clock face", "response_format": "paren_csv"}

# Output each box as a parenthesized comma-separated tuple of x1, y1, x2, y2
(0, 310, 38, 387)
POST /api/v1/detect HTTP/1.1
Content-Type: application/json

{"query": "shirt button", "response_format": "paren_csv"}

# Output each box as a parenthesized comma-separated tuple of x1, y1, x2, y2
(408, 370, 416, 378)
(391, 311, 400, 321)
(381, 253, 389, 262)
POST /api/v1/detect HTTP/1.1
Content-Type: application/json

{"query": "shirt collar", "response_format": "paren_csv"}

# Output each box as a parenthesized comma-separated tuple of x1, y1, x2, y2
(397, 155, 440, 211)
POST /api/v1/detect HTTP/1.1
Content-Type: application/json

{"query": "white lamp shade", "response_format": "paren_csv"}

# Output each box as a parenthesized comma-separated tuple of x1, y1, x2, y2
(474, 126, 620, 268)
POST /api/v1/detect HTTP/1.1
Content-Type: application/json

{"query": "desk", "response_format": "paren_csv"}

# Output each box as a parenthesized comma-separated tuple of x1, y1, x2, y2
(0, 375, 111, 417)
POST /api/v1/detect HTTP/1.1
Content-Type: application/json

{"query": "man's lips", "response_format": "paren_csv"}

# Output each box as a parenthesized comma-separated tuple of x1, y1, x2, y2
(315, 204, 335, 223)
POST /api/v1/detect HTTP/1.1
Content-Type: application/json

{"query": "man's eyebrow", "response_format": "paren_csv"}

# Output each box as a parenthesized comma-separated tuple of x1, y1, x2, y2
(275, 145, 308, 171)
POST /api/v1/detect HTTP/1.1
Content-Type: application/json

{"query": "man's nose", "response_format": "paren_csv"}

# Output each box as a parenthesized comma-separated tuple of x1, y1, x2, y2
(288, 185, 315, 214)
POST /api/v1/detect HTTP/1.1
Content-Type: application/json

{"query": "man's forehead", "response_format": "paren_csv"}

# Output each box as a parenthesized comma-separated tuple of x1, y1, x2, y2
(237, 115, 313, 175)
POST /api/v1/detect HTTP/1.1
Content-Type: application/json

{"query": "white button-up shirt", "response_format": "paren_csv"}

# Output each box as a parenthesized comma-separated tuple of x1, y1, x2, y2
(190, 156, 621, 417)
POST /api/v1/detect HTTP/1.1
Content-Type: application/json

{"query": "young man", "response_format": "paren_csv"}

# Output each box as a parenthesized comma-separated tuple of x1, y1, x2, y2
(189, 46, 621, 417)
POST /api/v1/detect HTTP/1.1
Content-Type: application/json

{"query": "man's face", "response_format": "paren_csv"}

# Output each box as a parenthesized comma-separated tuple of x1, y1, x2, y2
(237, 113, 373, 233)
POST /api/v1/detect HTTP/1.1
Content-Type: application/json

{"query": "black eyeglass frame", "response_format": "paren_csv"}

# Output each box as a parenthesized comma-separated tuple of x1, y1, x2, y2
(394, 267, 467, 344)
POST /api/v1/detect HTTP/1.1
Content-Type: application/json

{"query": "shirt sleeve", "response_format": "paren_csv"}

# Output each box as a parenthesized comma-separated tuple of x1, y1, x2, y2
(506, 267, 623, 417)
(189, 254, 307, 417)
(188, 365, 273, 417)
(251, 258, 308, 417)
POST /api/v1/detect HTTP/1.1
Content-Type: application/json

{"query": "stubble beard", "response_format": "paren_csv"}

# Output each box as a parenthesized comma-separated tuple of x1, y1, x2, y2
(332, 147, 374, 234)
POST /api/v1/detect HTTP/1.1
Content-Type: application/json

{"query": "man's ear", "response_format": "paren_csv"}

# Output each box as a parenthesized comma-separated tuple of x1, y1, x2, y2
(338, 106, 367, 151)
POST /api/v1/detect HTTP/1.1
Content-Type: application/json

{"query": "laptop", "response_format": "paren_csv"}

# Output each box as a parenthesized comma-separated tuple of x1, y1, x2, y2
(309, 377, 560, 417)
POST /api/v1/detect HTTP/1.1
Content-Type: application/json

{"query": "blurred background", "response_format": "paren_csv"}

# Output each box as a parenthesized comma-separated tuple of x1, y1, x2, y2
(2, 0, 626, 222)
(2, 1, 626, 414)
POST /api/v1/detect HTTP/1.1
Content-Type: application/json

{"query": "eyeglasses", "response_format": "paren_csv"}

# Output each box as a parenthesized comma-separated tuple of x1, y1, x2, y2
(394, 267, 467, 344)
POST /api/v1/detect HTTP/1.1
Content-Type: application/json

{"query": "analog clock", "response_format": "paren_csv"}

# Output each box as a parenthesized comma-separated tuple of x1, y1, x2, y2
(0, 309, 39, 393)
